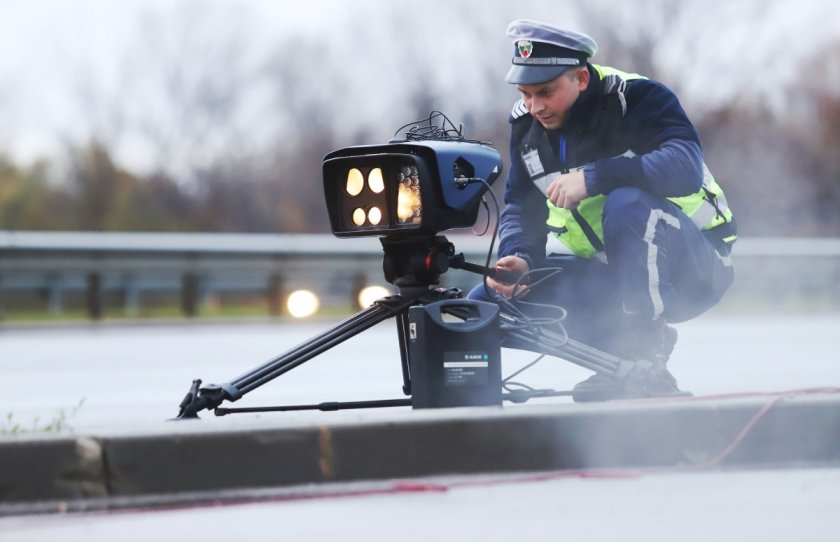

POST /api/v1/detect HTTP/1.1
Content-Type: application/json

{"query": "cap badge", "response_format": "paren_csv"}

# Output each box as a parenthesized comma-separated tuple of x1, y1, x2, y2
(517, 40, 533, 59)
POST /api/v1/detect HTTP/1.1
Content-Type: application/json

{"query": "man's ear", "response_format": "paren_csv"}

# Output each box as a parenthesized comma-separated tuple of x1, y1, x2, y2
(576, 67, 590, 90)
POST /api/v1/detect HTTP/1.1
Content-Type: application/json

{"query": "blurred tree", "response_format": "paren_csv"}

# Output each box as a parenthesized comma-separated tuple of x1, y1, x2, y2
(798, 39, 840, 234)
(67, 142, 121, 230)
(805, 92, 840, 233)
(260, 34, 345, 233)
(697, 106, 821, 236)
(65, 142, 200, 231)
(192, 162, 277, 232)
(0, 155, 73, 229)
(4, 0, 835, 238)
(108, 172, 198, 231)
(576, 0, 683, 80)
(70, 1, 267, 184)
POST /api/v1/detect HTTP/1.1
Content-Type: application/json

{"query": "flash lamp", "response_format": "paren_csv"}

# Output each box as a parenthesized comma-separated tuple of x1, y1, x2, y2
(323, 140, 502, 237)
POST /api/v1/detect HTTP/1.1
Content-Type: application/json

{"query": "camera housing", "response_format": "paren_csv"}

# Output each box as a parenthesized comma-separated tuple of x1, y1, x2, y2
(323, 140, 502, 237)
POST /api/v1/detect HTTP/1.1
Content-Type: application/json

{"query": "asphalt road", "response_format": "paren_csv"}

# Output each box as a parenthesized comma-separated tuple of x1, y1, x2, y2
(1, 310, 838, 431)
(2, 466, 839, 541)
(1, 310, 839, 540)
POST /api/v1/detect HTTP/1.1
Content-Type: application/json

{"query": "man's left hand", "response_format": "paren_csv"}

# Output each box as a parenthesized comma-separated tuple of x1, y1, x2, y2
(546, 170, 588, 209)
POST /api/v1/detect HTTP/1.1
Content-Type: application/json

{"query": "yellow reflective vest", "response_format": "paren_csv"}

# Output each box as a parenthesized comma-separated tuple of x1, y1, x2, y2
(543, 65, 735, 259)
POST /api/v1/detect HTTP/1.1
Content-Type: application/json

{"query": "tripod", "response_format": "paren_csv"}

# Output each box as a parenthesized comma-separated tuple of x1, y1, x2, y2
(175, 236, 675, 419)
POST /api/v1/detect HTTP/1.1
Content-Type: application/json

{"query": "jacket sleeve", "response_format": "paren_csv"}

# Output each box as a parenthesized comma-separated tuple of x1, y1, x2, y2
(497, 122, 548, 268)
(584, 80, 704, 198)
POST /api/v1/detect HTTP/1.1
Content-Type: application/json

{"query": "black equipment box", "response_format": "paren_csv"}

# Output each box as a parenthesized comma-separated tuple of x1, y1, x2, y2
(408, 299, 502, 408)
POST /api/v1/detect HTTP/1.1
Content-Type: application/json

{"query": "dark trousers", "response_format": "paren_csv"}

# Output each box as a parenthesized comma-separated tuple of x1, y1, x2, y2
(468, 187, 734, 353)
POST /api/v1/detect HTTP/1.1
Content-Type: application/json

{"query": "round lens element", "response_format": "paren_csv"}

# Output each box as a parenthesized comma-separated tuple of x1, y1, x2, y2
(368, 168, 385, 194)
(352, 207, 366, 226)
(345, 168, 364, 196)
(397, 183, 422, 224)
(397, 186, 412, 222)
(368, 206, 382, 225)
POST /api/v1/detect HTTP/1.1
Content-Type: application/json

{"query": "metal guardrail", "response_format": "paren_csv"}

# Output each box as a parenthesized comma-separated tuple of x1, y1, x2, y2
(0, 231, 494, 319)
(1, 231, 839, 320)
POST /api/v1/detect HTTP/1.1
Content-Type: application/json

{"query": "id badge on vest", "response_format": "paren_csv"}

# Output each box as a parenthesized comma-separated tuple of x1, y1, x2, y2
(522, 146, 557, 193)
(522, 148, 544, 178)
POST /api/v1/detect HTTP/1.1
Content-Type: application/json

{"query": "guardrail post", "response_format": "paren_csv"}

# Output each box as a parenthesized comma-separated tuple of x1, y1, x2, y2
(351, 272, 366, 311)
(267, 272, 285, 316)
(124, 275, 140, 316)
(86, 272, 102, 320)
(181, 272, 199, 318)
(46, 274, 64, 314)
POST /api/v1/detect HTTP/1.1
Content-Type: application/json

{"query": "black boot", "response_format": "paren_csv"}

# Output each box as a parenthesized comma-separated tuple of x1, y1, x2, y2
(571, 319, 687, 402)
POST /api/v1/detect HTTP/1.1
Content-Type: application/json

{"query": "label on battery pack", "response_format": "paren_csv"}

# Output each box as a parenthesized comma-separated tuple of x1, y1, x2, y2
(443, 351, 489, 386)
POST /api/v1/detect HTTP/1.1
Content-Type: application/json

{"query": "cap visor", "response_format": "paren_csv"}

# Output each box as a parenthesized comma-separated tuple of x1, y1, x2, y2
(505, 64, 569, 85)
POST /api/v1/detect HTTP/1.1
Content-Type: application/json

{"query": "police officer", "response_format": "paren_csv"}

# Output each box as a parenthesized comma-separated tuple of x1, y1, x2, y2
(469, 19, 736, 401)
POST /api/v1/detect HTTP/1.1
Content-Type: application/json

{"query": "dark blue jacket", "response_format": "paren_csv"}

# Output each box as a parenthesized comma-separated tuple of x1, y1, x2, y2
(498, 64, 705, 267)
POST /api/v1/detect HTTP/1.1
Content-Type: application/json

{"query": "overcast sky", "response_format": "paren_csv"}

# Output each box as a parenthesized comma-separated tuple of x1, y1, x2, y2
(2, 0, 839, 171)
(0, 0, 356, 163)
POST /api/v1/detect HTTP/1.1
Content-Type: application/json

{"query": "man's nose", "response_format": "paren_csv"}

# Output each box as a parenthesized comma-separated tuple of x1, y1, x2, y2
(528, 98, 544, 115)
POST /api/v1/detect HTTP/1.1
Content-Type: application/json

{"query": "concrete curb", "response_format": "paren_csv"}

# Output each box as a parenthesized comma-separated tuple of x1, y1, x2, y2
(2, 391, 839, 514)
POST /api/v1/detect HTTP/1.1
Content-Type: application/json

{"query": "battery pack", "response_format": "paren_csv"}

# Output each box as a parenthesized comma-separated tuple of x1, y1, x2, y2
(408, 299, 501, 409)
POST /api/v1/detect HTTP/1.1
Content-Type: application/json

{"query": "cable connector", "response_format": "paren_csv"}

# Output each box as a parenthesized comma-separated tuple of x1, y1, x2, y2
(455, 177, 483, 190)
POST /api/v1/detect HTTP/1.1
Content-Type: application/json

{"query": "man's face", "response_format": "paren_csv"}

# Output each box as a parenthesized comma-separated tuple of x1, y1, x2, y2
(516, 68, 589, 130)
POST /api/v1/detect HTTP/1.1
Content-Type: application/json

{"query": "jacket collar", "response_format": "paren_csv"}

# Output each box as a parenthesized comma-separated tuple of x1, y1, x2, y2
(558, 64, 602, 135)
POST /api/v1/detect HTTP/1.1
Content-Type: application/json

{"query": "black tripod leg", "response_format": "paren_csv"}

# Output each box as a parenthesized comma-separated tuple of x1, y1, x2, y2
(396, 312, 412, 396)
(498, 311, 683, 400)
(499, 312, 627, 376)
(232, 302, 406, 394)
(175, 296, 415, 419)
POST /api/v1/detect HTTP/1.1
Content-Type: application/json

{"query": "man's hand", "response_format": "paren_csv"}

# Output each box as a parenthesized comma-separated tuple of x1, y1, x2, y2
(486, 255, 530, 299)
(546, 170, 588, 209)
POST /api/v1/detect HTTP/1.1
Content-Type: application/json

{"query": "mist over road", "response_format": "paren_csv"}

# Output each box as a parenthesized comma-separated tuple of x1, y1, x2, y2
(1, 310, 837, 431)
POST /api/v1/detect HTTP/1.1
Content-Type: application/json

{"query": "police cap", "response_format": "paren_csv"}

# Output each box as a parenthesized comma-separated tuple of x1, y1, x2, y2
(505, 19, 598, 85)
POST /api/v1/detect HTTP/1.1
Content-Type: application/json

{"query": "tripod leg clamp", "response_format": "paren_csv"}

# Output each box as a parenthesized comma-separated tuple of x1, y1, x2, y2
(175, 380, 241, 419)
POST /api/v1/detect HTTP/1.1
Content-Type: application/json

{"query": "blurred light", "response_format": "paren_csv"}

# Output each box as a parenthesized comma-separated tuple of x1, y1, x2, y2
(345, 168, 364, 196)
(352, 207, 366, 226)
(358, 285, 390, 308)
(368, 206, 382, 225)
(368, 167, 385, 193)
(287, 289, 320, 318)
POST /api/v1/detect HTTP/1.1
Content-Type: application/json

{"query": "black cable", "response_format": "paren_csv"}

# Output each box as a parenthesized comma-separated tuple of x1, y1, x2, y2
(503, 352, 573, 403)
(396, 113, 552, 331)
(503, 354, 544, 391)
(455, 176, 573, 399)
(458, 177, 569, 334)
(393, 110, 491, 145)
(490, 267, 568, 331)
(470, 196, 492, 236)
(511, 267, 563, 300)
(477, 181, 502, 300)
(461, 177, 567, 331)
(503, 381, 536, 391)
(456, 180, 565, 331)
(451, 175, 503, 303)
(393, 113, 573, 400)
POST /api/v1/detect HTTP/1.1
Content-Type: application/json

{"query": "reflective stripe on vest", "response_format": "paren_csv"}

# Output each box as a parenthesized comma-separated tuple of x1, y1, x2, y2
(670, 163, 733, 231)
(546, 162, 735, 258)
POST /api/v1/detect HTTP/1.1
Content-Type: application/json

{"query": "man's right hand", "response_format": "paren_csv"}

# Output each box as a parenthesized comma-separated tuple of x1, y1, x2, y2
(486, 255, 530, 299)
